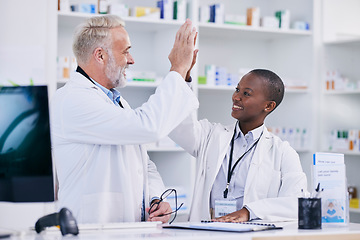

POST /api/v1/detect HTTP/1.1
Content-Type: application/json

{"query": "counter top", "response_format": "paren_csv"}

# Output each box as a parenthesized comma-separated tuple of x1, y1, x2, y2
(5, 222, 360, 240)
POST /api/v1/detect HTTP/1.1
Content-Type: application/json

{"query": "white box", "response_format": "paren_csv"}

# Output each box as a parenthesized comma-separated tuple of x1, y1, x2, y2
(205, 64, 216, 86)
(224, 14, 246, 25)
(214, 3, 224, 24)
(109, 3, 129, 17)
(276, 10, 290, 29)
(247, 7, 260, 27)
(175, 0, 186, 21)
(163, 0, 173, 20)
(261, 16, 279, 29)
(199, 5, 210, 23)
(58, 56, 70, 81)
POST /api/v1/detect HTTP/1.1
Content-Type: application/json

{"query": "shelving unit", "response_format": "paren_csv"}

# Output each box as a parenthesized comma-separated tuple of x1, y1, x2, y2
(198, 85, 309, 93)
(196, 3, 316, 191)
(320, 0, 360, 223)
(54, 1, 318, 221)
(59, 12, 184, 31)
(323, 90, 360, 95)
(198, 22, 311, 40)
(351, 208, 360, 214)
(324, 38, 360, 46)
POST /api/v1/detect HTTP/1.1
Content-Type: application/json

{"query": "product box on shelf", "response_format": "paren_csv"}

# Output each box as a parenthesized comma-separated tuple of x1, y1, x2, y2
(261, 16, 279, 29)
(328, 129, 360, 152)
(132, 6, 160, 19)
(57, 56, 77, 82)
(275, 10, 290, 29)
(247, 7, 260, 27)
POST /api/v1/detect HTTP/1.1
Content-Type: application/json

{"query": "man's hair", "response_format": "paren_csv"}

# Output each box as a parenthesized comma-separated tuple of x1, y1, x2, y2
(249, 69, 284, 112)
(72, 15, 125, 65)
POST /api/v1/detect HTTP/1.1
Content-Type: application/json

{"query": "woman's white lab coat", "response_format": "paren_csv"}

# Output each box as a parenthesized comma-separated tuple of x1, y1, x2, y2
(169, 113, 308, 222)
(50, 71, 199, 223)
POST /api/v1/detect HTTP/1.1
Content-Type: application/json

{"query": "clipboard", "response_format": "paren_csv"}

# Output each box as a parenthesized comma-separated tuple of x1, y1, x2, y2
(163, 221, 282, 233)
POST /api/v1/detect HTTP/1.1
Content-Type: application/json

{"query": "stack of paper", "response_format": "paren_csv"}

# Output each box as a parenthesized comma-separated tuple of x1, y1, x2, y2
(164, 221, 282, 232)
(312, 152, 348, 224)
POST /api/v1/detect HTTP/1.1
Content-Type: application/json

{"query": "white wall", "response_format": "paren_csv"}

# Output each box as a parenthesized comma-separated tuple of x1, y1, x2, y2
(0, 0, 58, 231)
(0, 0, 57, 94)
(322, 0, 360, 41)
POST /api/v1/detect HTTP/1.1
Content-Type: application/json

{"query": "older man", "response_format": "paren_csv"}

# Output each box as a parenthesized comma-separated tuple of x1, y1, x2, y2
(51, 15, 198, 224)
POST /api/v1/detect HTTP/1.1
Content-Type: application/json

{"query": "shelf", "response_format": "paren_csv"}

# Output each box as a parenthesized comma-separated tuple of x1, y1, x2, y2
(285, 88, 309, 93)
(198, 85, 235, 91)
(57, 80, 160, 88)
(198, 22, 312, 40)
(342, 151, 360, 156)
(58, 12, 182, 32)
(350, 208, 360, 213)
(323, 90, 360, 95)
(324, 37, 360, 47)
(324, 151, 360, 156)
(126, 81, 160, 88)
(198, 85, 309, 93)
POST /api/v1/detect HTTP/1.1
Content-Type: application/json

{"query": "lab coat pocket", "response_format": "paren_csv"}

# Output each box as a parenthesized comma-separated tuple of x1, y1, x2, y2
(266, 170, 281, 198)
(254, 168, 281, 199)
(81, 192, 124, 223)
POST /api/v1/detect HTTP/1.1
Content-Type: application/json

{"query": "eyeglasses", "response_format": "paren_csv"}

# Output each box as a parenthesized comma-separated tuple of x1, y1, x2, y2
(148, 188, 184, 224)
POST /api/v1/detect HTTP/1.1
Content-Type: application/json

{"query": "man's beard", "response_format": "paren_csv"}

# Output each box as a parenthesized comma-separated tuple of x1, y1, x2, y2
(105, 51, 127, 88)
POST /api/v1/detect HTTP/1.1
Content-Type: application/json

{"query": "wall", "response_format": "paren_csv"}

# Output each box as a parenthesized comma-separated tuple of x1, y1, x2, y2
(0, 0, 58, 231)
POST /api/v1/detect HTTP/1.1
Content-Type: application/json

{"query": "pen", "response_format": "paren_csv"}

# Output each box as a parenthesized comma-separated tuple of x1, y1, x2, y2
(310, 183, 320, 198)
(315, 188, 324, 199)
(313, 183, 323, 198)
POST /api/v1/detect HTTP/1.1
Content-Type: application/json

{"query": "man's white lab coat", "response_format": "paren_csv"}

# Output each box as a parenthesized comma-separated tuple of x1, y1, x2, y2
(50, 71, 199, 223)
(169, 113, 308, 222)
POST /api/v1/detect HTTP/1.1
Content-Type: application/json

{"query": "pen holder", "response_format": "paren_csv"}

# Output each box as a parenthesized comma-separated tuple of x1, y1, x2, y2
(298, 198, 322, 229)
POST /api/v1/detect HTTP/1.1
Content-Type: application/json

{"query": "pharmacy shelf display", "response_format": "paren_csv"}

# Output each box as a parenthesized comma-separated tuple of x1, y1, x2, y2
(320, 0, 360, 218)
(57, 0, 317, 220)
(320, 27, 360, 154)
(196, 1, 314, 159)
(198, 22, 311, 40)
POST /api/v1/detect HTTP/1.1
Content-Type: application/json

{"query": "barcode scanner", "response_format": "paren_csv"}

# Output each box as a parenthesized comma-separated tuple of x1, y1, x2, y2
(35, 208, 79, 236)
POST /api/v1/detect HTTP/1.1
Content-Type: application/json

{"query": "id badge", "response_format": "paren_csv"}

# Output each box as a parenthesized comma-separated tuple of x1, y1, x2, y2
(214, 200, 237, 218)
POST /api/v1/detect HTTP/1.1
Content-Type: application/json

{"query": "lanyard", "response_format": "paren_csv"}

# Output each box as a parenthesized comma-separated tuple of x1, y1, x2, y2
(76, 66, 124, 108)
(223, 127, 262, 198)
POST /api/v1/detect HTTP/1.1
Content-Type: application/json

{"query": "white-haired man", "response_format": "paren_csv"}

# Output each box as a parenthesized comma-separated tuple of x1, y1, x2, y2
(51, 15, 198, 224)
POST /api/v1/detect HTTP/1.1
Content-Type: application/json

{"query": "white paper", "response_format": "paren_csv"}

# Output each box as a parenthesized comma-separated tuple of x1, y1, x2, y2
(312, 152, 347, 224)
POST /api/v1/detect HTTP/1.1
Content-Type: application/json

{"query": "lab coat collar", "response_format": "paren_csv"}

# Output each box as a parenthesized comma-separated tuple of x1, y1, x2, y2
(69, 72, 99, 89)
(68, 72, 117, 106)
(234, 122, 264, 144)
(92, 80, 122, 105)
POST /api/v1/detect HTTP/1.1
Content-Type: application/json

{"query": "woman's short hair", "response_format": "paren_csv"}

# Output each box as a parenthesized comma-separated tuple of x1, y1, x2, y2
(249, 69, 284, 112)
(72, 15, 125, 65)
